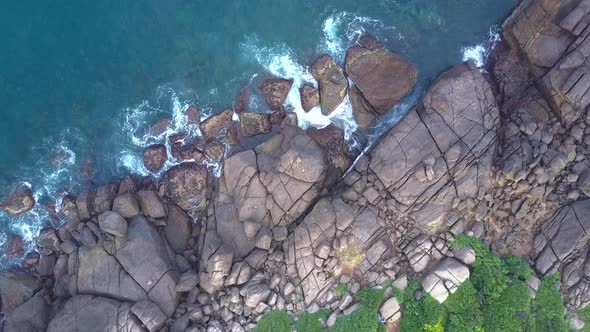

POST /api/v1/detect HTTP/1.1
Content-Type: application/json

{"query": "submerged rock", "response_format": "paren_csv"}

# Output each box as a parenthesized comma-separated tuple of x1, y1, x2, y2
(1, 183, 35, 216)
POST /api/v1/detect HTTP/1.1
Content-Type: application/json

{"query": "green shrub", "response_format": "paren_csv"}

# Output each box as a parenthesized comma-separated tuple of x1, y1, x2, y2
(335, 283, 348, 297)
(252, 310, 292, 332)
(504, 255, 533, 280)
(445, 280, 484, 332)
(530, 274, 568, 332)
(579, 305, 590, 332)
(327, 287, 385, 332)
(483, 280, 531, 332)
(294, 309, 331, 332)
(397, 282, 446, 332)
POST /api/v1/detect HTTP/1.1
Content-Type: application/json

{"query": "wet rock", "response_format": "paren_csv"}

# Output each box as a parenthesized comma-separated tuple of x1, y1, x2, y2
(149, 118, 172, 136)
(234, 86, 249, 114)
(186, 105, 201, 123)
(143, 144, 168, 173)
(299, 84, 320, 112)
(345, 34, 417, 114)
(311, 55, 348, 115)
(36, 228, 60, 252)
(112, 191, 141, 218)
(7, 235, 24, 256)
(349, 85, 376, 129)
(259, 77, 293, 110)
(161, 162, 208, 212)
(1, 183, 35, 216)
(205, 138, 226, 161)
(240, 112, 272, 137)
(98, 211, 128, 237)
(201, 108, 234, 139)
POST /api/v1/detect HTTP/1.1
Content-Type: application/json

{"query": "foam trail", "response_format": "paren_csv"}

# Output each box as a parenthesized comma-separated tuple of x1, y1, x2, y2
(242, 36, 358, 137)
(462, 25, 502, 68)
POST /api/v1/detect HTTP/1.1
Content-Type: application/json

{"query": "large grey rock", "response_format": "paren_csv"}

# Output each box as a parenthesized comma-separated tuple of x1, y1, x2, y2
(137, 190, 166, 219)
(216, 125, 328, 257)
(0, 272, 42, 315)
(165, 203, 192, 253)
(112, 192, 141, 219)
(115, 216, 179, 316)
(98, 211, 128, 237)
(4, 290, 49, 332)
(369, 62, 498, 230)
(47, 295, 143, 332)
(379, 297, 401, 323)
(131, 300, 167, 332)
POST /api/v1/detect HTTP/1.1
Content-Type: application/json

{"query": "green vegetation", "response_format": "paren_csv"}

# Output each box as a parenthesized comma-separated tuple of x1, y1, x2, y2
(295, 309, 331, 332)
(530, 274, 568, 332)
(327, 287, 385, 332)
(339, 245, 364, 269)
(579, 305, 590, 332)
(252, 310, 292, 332)
(335, 283, 348, 297)
(396, 281, 445, 332)
(253, 237, 571, 332)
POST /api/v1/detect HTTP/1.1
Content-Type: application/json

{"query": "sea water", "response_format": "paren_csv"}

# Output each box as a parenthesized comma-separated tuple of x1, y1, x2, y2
(0, 0, 517, 267)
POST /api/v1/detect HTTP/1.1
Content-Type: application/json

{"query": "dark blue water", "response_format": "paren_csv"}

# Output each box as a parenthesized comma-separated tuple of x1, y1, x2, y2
(0, 0, 517, 266)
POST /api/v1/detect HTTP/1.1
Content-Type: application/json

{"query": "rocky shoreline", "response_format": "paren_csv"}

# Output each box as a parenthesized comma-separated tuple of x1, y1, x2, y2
(4, 0, 590, 331)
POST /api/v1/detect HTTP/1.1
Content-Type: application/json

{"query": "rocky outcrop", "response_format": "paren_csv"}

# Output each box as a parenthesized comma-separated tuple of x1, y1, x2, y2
(240, 112, 272, 137)
(371, 62, 498, 230)
(311, 55, 348, 115)
(143, 144, 167, 173)
(259, 77, 293, 110)
(161, 162, 208, 212)
(346, 35, 418, 114)
(215, 124, 328, 257)
(1, 183, 35, 216)
(299, 84, 320, 112)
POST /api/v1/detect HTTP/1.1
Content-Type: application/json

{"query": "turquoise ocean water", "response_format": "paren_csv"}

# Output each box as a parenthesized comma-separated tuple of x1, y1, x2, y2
(0, 0, 517, 267)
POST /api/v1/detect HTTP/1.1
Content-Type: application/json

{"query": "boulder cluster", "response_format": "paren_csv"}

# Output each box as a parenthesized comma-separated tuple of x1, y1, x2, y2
(6, 0, 590, 330)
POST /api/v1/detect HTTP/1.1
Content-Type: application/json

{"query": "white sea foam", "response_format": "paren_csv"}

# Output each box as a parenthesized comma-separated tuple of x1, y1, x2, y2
(321, 12, 402, 62)
(461, 26, 502, 68)
(241, 36, 359, 138)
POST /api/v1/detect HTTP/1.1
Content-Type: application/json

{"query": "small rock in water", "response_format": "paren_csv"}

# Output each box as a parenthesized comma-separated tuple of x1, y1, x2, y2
(1, 183, 35, 216)
(143, 144, 167, 173)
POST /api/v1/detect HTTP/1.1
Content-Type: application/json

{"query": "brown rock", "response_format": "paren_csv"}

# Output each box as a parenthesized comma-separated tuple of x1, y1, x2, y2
(224, 124, 241, 145)
(186, 105, 200, 124)
(259, 77, 293, 110)
(311, 55, 349, 115)
(234, 87, 249, 114)
(200, 109, 234, 139)
(143, 144, 168, 173)
(204, 139, 226, 161)
(149, 119, 172, 136)
(161, 163, 208, 212)
(240, 112, 272, 137)
(171, 140, 206, 163)
(270, 106, 288, 126)
(23, 251, 40, 268)
(299, 84, 320, 112)
(349, 85, 377, 129)
(345, 34, 417, 114)
(7, 235, 24, 256)
(1, 184, 35, 216)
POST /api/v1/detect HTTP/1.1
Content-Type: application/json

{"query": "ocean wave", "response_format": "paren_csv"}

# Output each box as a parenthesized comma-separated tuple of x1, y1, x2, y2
(240, 35, 359, 138)
(461, 25, 502, 68)
(321, 12, 402, 63)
